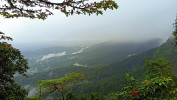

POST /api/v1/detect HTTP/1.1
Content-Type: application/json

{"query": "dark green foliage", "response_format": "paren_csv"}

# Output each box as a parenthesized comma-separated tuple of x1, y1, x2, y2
(0, 82, 28, 100)
(69, 93, 105, 100)
(0, 42, 29, 99)
(89, 92, 105, 100)
(0, 42, 29, 85)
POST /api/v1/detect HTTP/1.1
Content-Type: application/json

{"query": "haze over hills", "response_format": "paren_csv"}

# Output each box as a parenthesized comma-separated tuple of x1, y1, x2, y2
(14, 38, 170, 97)
(1, 0, 176, 99)
(21, 39, 162, 74)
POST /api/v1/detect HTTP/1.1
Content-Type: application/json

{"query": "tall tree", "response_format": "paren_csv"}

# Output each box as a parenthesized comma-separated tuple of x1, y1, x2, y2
(0, 36, 29, 99)
(29, 73, 85, 100)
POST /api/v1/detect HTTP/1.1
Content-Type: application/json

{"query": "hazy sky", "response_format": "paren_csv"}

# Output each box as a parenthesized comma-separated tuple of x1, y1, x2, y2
(0, 0, 177, 49)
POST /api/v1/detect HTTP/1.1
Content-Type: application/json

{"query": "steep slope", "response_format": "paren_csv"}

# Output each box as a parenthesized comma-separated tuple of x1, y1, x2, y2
(81, 38, 177, 94)
(152, 38, 177, 72)
(23, 39, 161, 74)
(74, 39, 161, 66)
(14, 39, 167, 96)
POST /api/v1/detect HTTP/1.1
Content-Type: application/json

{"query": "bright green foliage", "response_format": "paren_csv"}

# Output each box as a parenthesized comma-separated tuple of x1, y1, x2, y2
(30, 73, 85, 100)
(105, 92, 119, 100)
(26, 94, 45, 100)
(113, 58, 177, 100)
(145, 58, 173, 79)
(139, 77, 174, 99)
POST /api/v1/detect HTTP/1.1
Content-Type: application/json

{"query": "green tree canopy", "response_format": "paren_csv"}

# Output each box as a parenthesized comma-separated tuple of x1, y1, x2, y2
(0, 42, 29, 85)
(0, 41, 29, 99)
(0, 82, 28, 100)
(30, 73, 85, 100)
(145, 58, 173, 79)
(114, 58, 177, 100)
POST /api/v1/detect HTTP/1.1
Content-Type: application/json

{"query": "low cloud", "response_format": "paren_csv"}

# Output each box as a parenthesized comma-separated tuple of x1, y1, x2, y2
(72, 47, 88, 55)
(28, 88, 38, 97)
(27, 68, 38, 75)
(41, 51, 66, 61)
(127, 53, 137, 57)
(24, 84, 32, 90)
(49, 72, 53, 77)
(74, 63, 88, 67)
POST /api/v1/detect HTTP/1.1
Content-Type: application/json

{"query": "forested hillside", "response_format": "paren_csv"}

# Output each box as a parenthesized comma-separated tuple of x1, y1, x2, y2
(14, 38, 177, 98)
(1, 0, 176, 99)
(22, 39, 161, 74)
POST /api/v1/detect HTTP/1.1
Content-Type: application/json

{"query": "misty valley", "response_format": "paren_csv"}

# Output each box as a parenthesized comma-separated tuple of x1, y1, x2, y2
(12, 38, 177, 99)
(0, 0, 177, 100)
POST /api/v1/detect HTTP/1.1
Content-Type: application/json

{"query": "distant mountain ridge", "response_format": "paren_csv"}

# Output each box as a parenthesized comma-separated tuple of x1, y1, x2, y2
(22, 39, 162, 74)
(14, 38, 168, 97)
